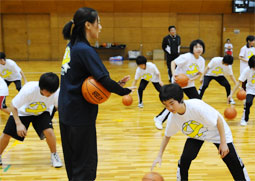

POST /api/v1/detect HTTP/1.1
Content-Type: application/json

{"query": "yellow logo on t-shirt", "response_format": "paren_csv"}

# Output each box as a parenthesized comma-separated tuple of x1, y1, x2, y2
(1, 69, 12, 78)
(248, 51, 254, 59)
(142, 73, 152, 81)
(211, 67, 223, 75)
(61, 46, 71, 75)
(251, 74, 255, 84)
(186, 64, 199, 76)
(25, 102, 47, 115)
(182, 120, 207, 138)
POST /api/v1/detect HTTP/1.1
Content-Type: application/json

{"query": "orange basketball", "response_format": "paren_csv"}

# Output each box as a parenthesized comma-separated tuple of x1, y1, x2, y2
(122, 94, 133, 106)
(81, 76, 111, 104)
(175, 74, 189, 87)
(142, 172, 164, 181)
(224, 107, 237, 120)
(236, 89, 246, 100)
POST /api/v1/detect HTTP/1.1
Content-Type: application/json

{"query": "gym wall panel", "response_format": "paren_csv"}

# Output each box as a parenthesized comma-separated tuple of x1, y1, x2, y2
(2, 14, 28, 60)
(142, 13, 169, 28)
(199, 15, 222, 59)
(114, 28, 141, 43)
(26, 15, 50, 61)
(141, 1, 170, 12)
(177, 14, 200, 47)
(142, 28, 166, 43)
(100, 13, 114, 28)
(114, 13, 141, 28)
(98, 27, 114, 44)
(0, 15, 3, 51)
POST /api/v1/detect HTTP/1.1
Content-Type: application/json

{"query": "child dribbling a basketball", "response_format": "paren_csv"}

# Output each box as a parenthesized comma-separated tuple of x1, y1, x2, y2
(199, 55, 237, 104)
(131, 56, 163, 108)
(154, 39, 205, 130)
(151, 84, 250, 181)
(228, 55, 255, 126)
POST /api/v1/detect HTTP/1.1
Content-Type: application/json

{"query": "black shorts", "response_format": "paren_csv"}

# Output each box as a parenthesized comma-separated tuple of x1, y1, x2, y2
(3, 112, 53, 141)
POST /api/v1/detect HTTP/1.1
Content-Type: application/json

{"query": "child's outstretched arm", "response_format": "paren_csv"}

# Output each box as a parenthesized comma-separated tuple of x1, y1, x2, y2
(217, 116, 229, 158)
(228, 80, 242, 102)
(151, 136, 170, 171)
(200, 66, 209, 83)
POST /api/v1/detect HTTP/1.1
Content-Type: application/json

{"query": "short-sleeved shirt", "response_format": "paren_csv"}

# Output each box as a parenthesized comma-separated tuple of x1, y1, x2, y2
(205, 57, 233, 77)
(239, 45, 255, 74)
(58, 42, 109, 126)
(12, 81, 58, 116)
(239, 66, 255, 95)
(224, 43, 233, 52)
(172, 52, 205, 88)
(0, 76, 8, 96)
(0, 59, 22, 81)
(165, 99, 233, 144)
(134, 62, 160, 82)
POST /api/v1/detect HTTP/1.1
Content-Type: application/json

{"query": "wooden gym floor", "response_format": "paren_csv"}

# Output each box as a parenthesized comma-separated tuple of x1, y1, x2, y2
(0, 59, 254, 181)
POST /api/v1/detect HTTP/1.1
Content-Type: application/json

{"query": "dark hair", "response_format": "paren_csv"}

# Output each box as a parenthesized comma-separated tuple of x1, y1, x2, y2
(0, 52, 6, 60)
(246, 35, 255, 43)
(226, 38, 230, 41)
(62, 7, 98, 46)
(189, 39, 205, 54)
(168, 25, 176, 32)
(222, 55, 233, 65)
(159, 84, 183, 103)
(136, 56, 147, 65)
(39, 72, 59, 93)
(248, 55, 255, 69)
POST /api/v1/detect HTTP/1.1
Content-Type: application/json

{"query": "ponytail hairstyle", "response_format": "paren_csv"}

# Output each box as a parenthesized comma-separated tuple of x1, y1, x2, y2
(62, 7, 98, 46)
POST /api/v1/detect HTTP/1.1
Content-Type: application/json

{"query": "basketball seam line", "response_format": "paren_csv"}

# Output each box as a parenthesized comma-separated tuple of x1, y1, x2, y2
(88, 78, 109, 98)
(86, 79, 99, 103)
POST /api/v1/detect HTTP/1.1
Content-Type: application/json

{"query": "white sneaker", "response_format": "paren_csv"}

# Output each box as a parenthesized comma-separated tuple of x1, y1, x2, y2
(228, 98, 236, 105)
(0, 155, 2, 165)
(154, 117, 163, 130)
(138, 103, 144, 108)
(51, 152, 62, 168)
(240, 119, 247, 126)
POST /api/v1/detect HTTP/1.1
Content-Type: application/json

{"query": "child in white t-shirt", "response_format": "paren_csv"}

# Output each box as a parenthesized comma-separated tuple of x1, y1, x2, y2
(0, 72, 62, 168)
(0, 52, 27, 91)
(199, 55, 237, 104)
(229, 55, 255, 126)
(151, 84, 249, 181)
(224, 39, 233, 56)
(131, 56, 163, 108)
(154, 39, 205, 130)
(0, 77, 10, 114)
(239, 36, 255, 74)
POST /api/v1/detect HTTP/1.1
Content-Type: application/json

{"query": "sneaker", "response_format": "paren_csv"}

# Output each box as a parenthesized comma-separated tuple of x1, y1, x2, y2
(228, 98, 236, 105)
(51, 153, 62, 168)
(154, 117, 163, 130)
(240, 119, 247, 126)
(0, 155, 2, 165)
(138, 103, 144, 108)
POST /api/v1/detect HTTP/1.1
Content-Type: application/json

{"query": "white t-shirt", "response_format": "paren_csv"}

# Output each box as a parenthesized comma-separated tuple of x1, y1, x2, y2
(173, 52, 205, 88)
(239, 45, 255, 74)
(0, 77, 8, 96)
(165, 99, 233, 144)
(12, 81, 59, 116)
(134, 62, 160, 82)
(239, 66, 255, 95)
(205, 57, 233, 77)
(224, 43, 233, 52)
(0, 59, 22, 81)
